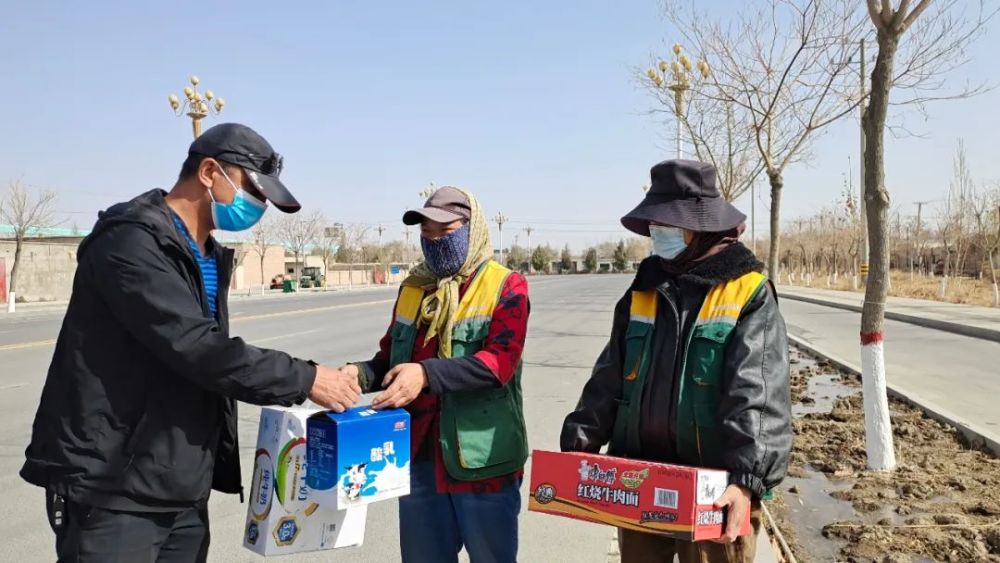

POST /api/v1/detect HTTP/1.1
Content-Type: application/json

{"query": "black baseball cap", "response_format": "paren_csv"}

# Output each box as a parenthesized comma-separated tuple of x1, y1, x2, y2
(189, 123, 300, 213)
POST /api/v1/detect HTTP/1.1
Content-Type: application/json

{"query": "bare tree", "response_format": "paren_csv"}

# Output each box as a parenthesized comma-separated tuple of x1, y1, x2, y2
(332, 223, 370, 289)
(248, 215, 277, 290)
(624, 238, 651, 263)
(506, 244, 529, 271)
(972, 182, 1000, 306)
(277, 211, 324, 284)
(860, 0, 992, 471)
(0, 181, 58, 312)
(937, 139, 976, 296)
(333, 224, 369, 264)
(645, 78, 765, 202)
(559, 244, 574, 273)
(315, 225, 339, 275)
(664, 0, 870, 278)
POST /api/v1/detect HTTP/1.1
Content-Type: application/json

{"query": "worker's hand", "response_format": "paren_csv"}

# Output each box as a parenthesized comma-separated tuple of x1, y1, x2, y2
(308, 365, 362, 413)
(338, 364, 362, 388)
(372, 363, 427, 410)
(711, 484, 751, 544)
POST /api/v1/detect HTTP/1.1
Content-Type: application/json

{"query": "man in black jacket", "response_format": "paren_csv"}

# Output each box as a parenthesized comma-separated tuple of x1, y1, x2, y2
(21, 123, 361, 562)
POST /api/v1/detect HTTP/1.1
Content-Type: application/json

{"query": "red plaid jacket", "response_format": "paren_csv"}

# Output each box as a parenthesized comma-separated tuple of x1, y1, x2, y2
(361, 270, 529, 493)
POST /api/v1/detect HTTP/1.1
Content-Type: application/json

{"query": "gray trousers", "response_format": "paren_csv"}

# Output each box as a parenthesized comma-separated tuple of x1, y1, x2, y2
(46, 492, 210, 563)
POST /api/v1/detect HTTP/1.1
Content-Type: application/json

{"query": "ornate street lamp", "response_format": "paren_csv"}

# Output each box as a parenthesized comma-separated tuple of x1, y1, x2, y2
(169, 75, 225, 139)
(647, 44, 710, 158)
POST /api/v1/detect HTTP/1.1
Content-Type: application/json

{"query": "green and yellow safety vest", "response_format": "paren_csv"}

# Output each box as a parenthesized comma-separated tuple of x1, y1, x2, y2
(610, 271, 768, 466)
(389, 261, 529, 481)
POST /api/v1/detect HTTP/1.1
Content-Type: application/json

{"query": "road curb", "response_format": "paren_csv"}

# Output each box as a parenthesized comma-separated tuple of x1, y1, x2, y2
(788, 334, 1000, 459)
(779, 292, 1000, 344)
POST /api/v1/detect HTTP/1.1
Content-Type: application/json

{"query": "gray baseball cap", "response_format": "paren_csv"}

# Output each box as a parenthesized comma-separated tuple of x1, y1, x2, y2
(402, 187, 471, 225)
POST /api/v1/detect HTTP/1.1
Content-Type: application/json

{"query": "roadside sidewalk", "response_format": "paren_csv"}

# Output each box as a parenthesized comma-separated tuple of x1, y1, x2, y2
(777, 284, 1000, 342)
(780, 294, 1000, 458)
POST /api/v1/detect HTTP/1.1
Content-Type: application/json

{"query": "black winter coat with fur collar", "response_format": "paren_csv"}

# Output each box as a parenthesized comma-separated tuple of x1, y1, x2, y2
(561, 243, 792, 498)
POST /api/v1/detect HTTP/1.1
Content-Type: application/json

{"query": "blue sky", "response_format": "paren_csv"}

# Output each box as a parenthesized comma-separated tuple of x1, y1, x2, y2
(1, 1, 997, 250)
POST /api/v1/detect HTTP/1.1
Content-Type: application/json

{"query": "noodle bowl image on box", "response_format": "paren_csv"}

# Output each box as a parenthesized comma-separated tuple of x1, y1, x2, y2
(528, 450, 750, 542)
(306, 407, 411, 510)
(243, 407, 367, 556)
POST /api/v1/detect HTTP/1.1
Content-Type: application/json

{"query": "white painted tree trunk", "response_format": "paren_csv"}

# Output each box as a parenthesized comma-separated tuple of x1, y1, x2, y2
(861, 339, 897, 471)
(6, 292, 15, 313)
(939, 277, 948, 299)
(852, 275, 859, 290)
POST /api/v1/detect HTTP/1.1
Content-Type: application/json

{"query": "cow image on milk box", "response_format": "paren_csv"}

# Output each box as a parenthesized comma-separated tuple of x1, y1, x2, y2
(528, 450, 751, 542)
(243, 406, 367, 556)
(307, 406, 411, 510)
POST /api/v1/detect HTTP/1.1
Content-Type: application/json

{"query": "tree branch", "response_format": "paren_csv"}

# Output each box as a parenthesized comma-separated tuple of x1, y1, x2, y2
(902, 0, 934, 30)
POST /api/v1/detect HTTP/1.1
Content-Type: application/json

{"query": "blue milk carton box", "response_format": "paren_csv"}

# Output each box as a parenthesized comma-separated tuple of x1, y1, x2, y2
(307, 407, 411, 510)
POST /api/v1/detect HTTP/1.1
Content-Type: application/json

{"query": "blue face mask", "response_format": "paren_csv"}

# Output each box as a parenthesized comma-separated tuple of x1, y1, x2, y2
(209, 166, 267, 232)
(421, 223, 470, 278)
(649, 225, 688, 260)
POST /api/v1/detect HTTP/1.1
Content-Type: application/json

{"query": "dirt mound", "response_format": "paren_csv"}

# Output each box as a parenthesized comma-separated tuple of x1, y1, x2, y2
(773, 351, 1000, 562)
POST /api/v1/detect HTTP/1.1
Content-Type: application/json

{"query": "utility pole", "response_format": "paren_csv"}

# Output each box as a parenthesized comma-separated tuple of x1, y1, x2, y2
(524, 226, 534, 273)
(375, 225, 386, 266)
(493, 212, 508, 266)
(751, 183, 757, 255)
(403, 226, 412, 263)
(859, 39, 869, 286)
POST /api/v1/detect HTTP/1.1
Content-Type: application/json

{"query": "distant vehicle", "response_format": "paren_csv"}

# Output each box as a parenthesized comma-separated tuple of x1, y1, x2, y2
(299, 266, 325, 289)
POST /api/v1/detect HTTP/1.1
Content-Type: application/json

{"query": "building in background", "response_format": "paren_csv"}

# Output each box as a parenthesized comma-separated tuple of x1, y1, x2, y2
(229, 242, 286, 293)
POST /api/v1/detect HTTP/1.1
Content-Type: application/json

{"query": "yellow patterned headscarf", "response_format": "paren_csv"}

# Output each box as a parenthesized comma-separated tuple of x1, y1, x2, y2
(402, 188, 493, 359)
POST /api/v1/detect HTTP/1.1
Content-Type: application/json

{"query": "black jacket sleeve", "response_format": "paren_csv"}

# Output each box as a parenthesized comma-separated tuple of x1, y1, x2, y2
(87, 225, 316, 406)
(718, 284, 792, 498)
(560, 292, 630, 453)
(355, 357, 390, 393)
(422, 357, 501, 393)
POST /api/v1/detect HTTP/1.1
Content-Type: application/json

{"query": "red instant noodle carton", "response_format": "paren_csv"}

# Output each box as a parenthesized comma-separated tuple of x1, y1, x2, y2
(528, 450, 751, 541)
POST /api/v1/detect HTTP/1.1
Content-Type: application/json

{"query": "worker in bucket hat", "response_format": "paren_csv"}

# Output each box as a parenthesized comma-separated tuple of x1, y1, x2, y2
(562, 160, 792, 562)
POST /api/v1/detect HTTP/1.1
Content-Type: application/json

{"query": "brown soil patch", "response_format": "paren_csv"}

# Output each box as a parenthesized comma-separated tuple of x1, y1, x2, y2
(772, 349, 1000, 562)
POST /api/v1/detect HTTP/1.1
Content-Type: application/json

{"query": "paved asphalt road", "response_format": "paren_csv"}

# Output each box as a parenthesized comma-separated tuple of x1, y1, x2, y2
(779, 298, 1000, 438)
(2, 277, 626, 563)
(4, 275, 994, 562)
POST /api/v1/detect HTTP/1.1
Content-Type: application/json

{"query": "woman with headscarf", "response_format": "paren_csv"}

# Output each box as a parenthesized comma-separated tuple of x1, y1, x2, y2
(340, 186, 530, 563)
(561, 160, 792, 563)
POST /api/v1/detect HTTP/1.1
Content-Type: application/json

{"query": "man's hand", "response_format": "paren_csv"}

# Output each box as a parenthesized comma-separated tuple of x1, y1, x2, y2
(711, 484, 751, 544)
(308, 365, 361, 413)
(339, 364, 361, 385)
(371, 363, 427, 410)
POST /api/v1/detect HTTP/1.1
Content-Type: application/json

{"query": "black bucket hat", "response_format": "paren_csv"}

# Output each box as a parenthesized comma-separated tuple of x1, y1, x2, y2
(621, 159, 746, 236)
